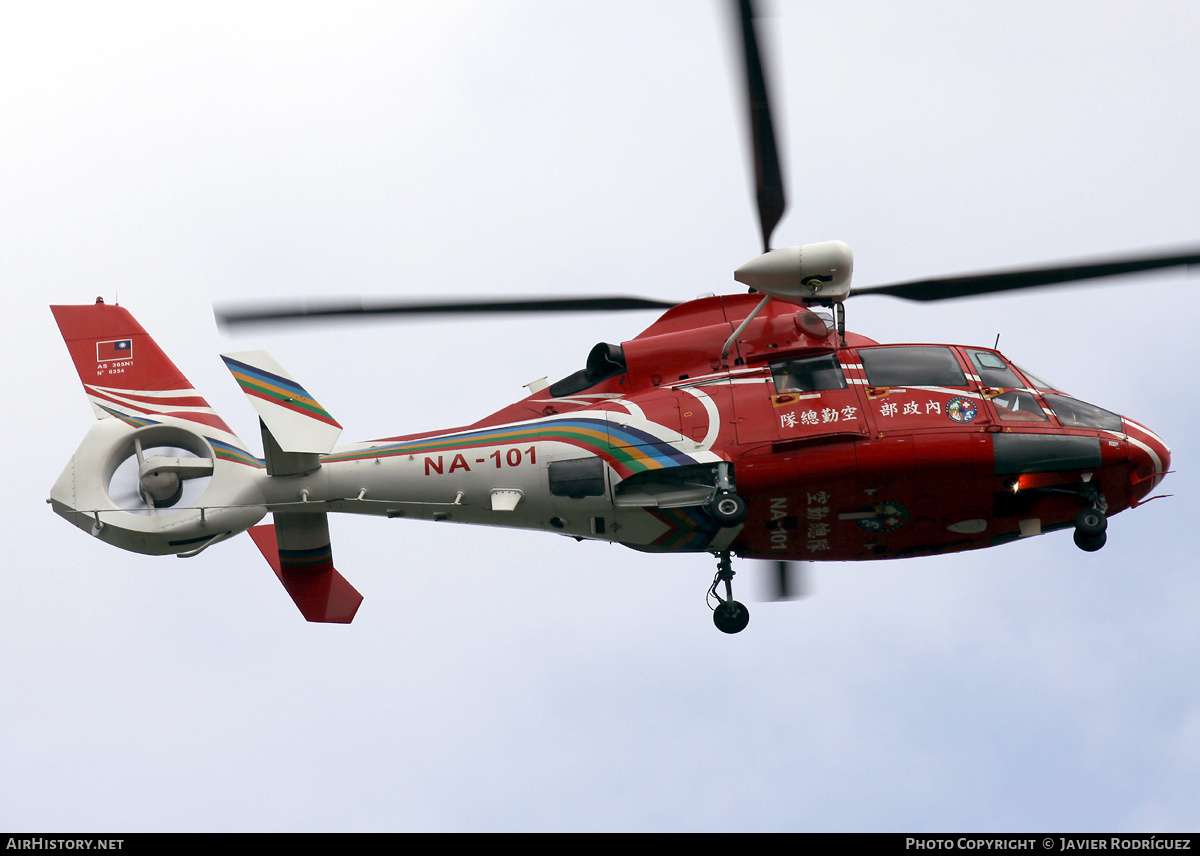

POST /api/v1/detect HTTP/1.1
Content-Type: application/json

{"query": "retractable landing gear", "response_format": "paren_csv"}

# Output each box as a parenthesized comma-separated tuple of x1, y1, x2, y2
(1073, 507, 1107, 552)
(706, 462, 747, 527)
(707, 491, 747, 526)
(708, 551, 750, 634)
(1073, 478, 1109, 551)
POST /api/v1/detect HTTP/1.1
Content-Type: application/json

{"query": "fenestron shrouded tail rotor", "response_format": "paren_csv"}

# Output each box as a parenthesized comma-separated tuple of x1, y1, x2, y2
(108, 436, 214, 515)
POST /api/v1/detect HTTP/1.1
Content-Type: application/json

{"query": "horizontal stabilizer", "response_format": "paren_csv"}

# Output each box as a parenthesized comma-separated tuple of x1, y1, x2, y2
(221, 351, 342, 454)
(249, 522, 362, 624)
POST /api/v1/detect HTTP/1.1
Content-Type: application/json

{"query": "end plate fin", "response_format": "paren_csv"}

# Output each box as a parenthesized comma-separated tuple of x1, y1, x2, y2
(221, 350, 342, 454)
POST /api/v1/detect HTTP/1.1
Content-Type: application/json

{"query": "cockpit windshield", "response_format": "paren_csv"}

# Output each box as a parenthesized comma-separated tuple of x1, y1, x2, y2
(1042, 393, 1124, 432)
(1013, 363, 1059, 392)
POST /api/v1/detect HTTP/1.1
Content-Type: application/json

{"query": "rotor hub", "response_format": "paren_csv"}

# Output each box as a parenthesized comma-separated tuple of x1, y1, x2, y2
(734, 241, 854, 304)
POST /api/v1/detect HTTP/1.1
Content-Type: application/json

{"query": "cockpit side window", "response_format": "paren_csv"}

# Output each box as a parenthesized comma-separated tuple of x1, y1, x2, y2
(1042, 393, 1124, 432)
(966, 349, 1022, 388)
(965, 349, 1049, 421)
(858, 346, 966, 387)
(990, 390, 1049, 422)
(770, 353, 847, 393)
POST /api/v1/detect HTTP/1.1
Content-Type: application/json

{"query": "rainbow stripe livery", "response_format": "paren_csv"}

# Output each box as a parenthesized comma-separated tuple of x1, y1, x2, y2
(221, 355, 340, 427)
(221, 350, 342, 454)
(327, 415, 702, 477)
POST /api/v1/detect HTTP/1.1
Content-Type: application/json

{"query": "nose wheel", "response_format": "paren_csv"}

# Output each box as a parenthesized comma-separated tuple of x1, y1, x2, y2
(1073, 507, 1107, 552)
(708, 551, 750, 634)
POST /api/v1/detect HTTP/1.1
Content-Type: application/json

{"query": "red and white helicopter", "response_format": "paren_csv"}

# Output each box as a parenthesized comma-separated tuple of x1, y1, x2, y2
(50, 1, 1183, 632)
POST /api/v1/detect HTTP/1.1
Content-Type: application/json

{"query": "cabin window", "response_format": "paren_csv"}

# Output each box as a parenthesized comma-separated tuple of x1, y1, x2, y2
(1042, 394, 1124, 432)
(770, 353, 847, 393)
(858, 346, 966, 387)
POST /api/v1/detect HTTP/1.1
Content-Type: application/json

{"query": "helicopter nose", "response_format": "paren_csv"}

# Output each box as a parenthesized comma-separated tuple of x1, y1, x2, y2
(1123, 417, 1171, 495)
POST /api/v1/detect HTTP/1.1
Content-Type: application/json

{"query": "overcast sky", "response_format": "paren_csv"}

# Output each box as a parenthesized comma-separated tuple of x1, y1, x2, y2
(3, 0, 1199, 831)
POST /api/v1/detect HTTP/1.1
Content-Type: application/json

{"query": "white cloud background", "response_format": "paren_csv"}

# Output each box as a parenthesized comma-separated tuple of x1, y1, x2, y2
(2, 0, 1198, 831)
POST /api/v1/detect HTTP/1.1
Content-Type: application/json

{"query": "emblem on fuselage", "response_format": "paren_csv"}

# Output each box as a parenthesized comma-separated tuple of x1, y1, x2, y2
(946, 396, 978, 423)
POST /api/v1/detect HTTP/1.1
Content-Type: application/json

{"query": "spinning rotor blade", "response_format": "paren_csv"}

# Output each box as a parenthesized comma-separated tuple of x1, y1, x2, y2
(215, 296, 679, 328)
(733, 0, 786, 253)
(217, 3, 787, 331)
(854, 246, 1200, 302)
(759, 560, 809, 602)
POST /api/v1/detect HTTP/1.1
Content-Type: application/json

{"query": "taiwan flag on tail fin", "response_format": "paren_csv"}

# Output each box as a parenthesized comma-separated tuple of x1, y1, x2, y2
(97, 338, 133, 362)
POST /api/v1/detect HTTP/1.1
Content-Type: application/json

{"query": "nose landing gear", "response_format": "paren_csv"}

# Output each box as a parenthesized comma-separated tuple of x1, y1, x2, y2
(708, 551, 750, 633)
(1073, 479, 1108, 551)
(1073, 507, 1107, 552)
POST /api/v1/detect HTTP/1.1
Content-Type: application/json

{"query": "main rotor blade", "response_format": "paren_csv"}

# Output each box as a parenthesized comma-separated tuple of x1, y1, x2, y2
(734, 0, 786, 254)
(853, 246, 1200, 302)
(215, 296, 679, 328)
(759, 560, 809, 601)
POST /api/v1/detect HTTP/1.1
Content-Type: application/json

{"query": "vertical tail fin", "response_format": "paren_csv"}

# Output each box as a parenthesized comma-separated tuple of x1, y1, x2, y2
(249, 517, 363, 624)
(51, 300, 236, 435)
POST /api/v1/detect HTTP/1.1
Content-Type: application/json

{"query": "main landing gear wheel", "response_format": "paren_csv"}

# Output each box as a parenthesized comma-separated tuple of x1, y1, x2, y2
(707, 491, 747, 527)
(1074, 529, 1107, 552)
(713, 600, 750, 634)
(708, 550, 750, 634)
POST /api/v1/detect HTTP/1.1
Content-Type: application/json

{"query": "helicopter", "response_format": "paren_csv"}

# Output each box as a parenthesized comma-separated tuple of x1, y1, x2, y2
(49, 1, 1185, 633)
